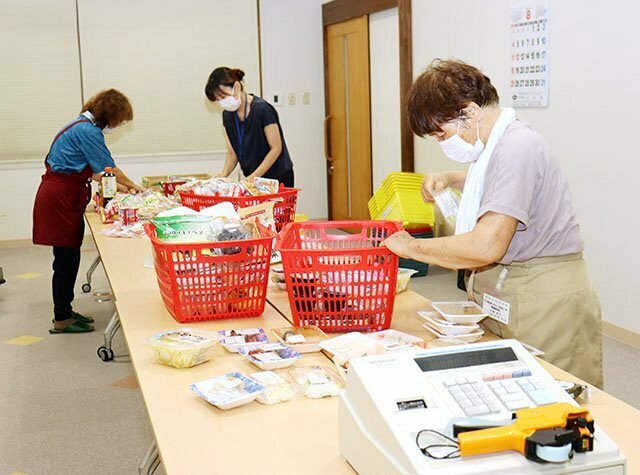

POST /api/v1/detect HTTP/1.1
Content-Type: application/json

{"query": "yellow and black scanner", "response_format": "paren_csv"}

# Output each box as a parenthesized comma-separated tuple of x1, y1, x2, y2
(455, 403, 594, 463)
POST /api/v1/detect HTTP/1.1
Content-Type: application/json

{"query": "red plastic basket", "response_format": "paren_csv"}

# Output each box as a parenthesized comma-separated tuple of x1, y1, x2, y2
(144, 222, 274, 323)
(276, 220, 402, 332)
(162, 180, 187, 196)
(178, 187, 299, 232)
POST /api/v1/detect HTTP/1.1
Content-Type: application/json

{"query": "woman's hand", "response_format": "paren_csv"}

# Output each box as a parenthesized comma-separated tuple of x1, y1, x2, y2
(381, 231, 415, 259)
(421, 173, 450, 202)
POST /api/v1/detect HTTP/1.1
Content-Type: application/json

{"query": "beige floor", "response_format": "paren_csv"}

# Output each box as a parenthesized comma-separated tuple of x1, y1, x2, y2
(0, 243, 638, 474)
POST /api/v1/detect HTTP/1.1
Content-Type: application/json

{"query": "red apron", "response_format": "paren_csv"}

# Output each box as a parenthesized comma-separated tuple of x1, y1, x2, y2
(33, 119, 94, 248)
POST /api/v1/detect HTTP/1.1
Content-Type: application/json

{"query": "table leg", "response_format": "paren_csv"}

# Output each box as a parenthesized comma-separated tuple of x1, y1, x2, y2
(82, 255, 102, 293)
(97, 311, 125, 362)
(139, 439, 161, 475)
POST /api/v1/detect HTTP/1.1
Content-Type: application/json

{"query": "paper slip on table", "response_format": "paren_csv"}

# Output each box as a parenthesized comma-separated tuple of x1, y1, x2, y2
(85, 212, 640, 474)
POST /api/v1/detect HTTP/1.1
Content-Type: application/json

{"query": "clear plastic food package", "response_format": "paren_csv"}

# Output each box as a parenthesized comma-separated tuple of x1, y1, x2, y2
(239, 343, 301, 370)
(289, 366, 344, 399)
(396, 268, 418, 294)
(365, 329, 423, 351)
(272, 325, 329, 353)
(146, 328, 218, 368)
(218, 328, 268, 352)
(248, 371, 300, 405)
(190, 372, 264, 410)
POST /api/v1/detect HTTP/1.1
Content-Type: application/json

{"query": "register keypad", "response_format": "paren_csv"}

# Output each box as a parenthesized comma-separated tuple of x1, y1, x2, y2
(442, 369, 557, 416)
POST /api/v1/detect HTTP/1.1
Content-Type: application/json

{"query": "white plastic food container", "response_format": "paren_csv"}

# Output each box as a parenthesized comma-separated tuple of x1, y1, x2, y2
(418, 314, 481, 336)
(422, 323, 484, 343)
(217, 328, 268, 353)
(190, 372, 265, 410)
(365, 329, 423, 351)
(248, 371, 300, 405)
(430, 301, 489, 324)
(289, 366, 344, 399)
(239, 343, 301, 370)
(319, 332, 385, 359)
(146, 328, 218, 368)
(272, 325, 329, 353)
(396, 268, 418, 294)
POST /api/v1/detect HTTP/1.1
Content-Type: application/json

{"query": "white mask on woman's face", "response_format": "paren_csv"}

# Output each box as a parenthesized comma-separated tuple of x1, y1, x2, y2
(438, 119, 484, 164)
(218, 94, 241, 112)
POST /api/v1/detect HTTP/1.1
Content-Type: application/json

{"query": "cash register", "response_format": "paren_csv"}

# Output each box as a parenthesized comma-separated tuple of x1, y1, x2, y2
(339, 340, 626, 474)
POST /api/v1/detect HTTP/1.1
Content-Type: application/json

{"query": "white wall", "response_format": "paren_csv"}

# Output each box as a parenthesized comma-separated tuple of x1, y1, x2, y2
(259, 0, 328, 220)
(0, 154, 225, 242)
(369, 8, 402, 189)
(412, 0, 640, 333)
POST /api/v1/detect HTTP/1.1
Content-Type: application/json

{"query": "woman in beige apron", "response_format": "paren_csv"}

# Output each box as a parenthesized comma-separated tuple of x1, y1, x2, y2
(382, 59, 603, 388)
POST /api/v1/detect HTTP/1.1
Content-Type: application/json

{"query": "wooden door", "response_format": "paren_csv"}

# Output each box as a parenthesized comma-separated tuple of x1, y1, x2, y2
(325, 16, 372, 221)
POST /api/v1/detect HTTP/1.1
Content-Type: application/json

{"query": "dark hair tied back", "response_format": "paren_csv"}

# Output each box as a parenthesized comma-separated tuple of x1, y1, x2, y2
(205, 67, 245, 101)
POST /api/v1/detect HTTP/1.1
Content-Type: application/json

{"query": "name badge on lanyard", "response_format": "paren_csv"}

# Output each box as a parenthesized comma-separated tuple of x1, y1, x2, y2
(233, 95, 248, 162)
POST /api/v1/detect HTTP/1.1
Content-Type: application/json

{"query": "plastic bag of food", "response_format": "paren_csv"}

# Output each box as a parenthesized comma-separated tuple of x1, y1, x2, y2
(248, 371, 300, 404)
(190, 372, 264, 410)
(238, 201, 276, 232)
(151, 214, 213, 243)
(253, 177, 280, 194)
(146, 328, 218, 368)
(289, 366, 344, 398)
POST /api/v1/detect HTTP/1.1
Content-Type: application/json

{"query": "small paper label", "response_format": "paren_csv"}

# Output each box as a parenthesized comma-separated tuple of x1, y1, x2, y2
(307, 371, 329, 385)
(260, 343, 285, 351)
(225, 335, 246, 345)
(253, 352, 281, 362)
(483, 294, 511, 325)
(285, 334, 306, 344)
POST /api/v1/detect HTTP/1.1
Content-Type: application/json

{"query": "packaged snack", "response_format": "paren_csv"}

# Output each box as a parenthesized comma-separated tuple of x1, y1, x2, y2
(217, 328, 268, 352)
(433, 188, 460, 221)
(253, 177, 280, 194)
(190, 372, 264, 410)
(146, 328, 218, 368)
(272, 325, 328, 353)
(151, 214, 213, 243)
(239, 343, 301, 370)
(248, 371, 300, 405)
(289, 366, 344, 399)
(100, 221, 145, 239)
(238, 201, 276, 232)
(365, 329, 423, 351)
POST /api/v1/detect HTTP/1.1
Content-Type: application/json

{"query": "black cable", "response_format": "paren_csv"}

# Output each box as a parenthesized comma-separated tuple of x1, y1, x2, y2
(416, 429, 461, 460)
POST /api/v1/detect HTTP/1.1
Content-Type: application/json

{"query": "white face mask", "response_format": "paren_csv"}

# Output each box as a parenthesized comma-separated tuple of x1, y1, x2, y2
(102, 126, 114, 135)
(218, 94, 241, 112)
(438, 120, 485, 164)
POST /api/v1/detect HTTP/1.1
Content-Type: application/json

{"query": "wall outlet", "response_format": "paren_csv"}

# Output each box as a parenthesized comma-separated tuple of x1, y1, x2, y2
(272, 92, 283, 106)
(288, 92, 296, 106)
(302, 91, 310, 105)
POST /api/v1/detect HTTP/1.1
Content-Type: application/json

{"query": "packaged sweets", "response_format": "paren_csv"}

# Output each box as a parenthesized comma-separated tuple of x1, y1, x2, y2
(248, 371, 300, 405)
(239, 343, 301, 370)
(218, 328, 268, 352)
(190, 372, 264, 410)
(146, 328, 218, 368)
(289, 366, 344, 399)
(272, 325, 328, 353)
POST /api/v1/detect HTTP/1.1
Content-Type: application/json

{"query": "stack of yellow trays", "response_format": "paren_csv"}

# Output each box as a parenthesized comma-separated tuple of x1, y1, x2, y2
(368, 172, 435, 229)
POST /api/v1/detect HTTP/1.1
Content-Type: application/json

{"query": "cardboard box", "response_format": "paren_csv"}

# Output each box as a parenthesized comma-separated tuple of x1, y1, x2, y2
(141, 173, 212, 191)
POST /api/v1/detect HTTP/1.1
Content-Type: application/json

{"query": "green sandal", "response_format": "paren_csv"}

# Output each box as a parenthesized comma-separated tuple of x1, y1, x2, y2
(72, 311, 95, 324)
(49, 321, 95, 334)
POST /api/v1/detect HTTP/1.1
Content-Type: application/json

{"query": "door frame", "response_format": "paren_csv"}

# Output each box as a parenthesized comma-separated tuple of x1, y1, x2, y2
(322, 0, 414, 219)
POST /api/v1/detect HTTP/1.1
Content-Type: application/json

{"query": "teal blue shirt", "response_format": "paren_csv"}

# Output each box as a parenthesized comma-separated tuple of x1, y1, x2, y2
(46, 114, 116, 174)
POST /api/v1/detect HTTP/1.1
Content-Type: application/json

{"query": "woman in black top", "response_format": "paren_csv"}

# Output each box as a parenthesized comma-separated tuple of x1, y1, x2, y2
(205, 67, 294, 186)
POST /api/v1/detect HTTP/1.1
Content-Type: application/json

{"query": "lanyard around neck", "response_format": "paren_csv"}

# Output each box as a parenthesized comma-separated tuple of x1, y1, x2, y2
(233, 93, 248, 162)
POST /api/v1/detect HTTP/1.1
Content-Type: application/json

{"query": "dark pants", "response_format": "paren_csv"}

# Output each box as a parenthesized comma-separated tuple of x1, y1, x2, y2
(277, 168, 295, 188)
(52, 246, 81, 321)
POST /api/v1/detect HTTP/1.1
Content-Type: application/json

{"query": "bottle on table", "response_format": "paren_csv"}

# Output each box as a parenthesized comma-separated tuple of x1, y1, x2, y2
(101, 167, 117, 208)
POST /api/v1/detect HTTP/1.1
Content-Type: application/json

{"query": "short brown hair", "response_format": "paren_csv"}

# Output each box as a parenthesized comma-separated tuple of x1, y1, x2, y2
(81, 89, 133, 129)
(407, 59, 499, 136)
(205, 67, 245, 101)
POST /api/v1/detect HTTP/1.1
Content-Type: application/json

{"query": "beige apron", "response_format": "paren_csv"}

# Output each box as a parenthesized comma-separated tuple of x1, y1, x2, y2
(468, 253, 603, 388)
